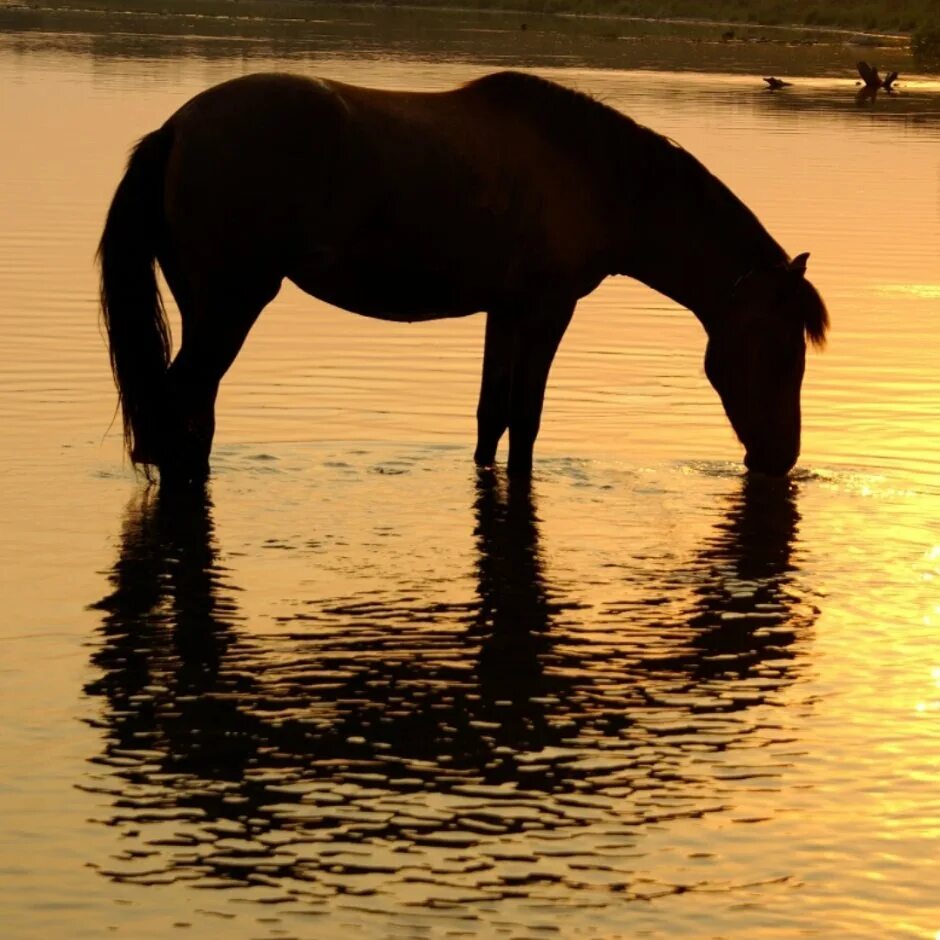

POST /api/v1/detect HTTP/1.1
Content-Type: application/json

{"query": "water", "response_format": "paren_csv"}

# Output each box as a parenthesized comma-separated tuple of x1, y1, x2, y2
(1, 5, 940, 938)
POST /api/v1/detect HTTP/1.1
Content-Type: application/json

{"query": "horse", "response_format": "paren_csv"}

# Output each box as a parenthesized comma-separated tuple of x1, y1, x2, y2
(98, 70, 828, 484)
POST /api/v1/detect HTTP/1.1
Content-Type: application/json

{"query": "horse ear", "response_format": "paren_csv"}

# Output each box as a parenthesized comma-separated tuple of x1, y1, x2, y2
(788, 252, 809, 277)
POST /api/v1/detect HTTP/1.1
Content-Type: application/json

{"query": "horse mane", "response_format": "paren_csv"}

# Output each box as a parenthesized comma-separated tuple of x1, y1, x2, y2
(468, 70, 637, 134)
(466, 71, 828, 346)
(466, 71, 756, 218)
(466, 70, 669, 179)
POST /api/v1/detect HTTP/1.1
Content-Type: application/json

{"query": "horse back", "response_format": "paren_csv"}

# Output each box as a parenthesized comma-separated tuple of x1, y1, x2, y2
(334, 76, 617, 288)
(161, 72, 616, 319)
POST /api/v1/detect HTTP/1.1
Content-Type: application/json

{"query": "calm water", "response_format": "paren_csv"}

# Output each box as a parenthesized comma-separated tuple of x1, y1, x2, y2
(2, 5, 940, 938)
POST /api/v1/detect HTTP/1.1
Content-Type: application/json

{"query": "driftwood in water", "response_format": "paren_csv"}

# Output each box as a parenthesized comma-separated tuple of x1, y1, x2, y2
(857, 61, 898, 91)
(857, 60, 882, 90)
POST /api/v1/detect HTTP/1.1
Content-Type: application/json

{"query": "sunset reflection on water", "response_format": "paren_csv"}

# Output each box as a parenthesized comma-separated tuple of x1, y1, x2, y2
(83, 463, 818, 916)
(1, 7, 939, 938)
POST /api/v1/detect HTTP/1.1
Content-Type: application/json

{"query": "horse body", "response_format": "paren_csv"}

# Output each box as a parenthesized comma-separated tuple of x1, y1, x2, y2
(99, 71, 827, 483)
(165, 73, 612, 320)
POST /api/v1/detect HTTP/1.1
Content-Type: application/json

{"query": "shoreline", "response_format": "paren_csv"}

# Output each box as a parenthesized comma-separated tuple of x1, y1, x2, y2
(387, 2, 916, 39)
(0, 0, 924, 39)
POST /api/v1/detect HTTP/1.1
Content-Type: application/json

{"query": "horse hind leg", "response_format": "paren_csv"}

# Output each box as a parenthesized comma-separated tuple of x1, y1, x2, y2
(160, 269, 281, 485)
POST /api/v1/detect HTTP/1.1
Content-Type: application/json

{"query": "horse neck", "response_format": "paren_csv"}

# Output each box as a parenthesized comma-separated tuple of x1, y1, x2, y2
(612, 137, 787, 329)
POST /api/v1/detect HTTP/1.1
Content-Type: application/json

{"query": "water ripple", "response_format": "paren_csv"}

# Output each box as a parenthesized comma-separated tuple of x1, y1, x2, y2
(82, 469, 818, 929)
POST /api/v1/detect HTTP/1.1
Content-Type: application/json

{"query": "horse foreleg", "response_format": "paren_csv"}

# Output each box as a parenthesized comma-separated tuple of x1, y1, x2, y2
(475, 310, 516, 467)
(506, 300, 575, 476)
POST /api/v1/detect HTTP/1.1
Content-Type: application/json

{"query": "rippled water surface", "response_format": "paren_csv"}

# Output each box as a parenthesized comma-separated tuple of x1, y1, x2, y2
(2, 6, 940, 939)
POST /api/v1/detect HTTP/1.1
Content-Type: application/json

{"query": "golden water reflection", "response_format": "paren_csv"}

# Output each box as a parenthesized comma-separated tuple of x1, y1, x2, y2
(84, 472, 816, 914)
(2, 15, 940, 937)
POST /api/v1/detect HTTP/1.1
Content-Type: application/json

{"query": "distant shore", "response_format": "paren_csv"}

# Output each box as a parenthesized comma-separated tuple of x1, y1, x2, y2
(383, 0, 927, 36)
(3, 0, 932, 36)
(10, 0, 940, 62)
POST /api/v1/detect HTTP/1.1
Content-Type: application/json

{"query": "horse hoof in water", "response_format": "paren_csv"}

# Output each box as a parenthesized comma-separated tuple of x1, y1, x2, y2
(158, 458, 210, 490)
(744, 453, 798, 477)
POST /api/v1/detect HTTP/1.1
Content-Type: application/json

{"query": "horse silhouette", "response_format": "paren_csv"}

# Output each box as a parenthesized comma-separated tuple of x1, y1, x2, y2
(99, 71, 828, 484)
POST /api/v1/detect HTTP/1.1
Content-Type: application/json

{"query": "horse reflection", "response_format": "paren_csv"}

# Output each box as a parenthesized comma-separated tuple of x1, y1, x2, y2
(86, 486, 262, 781)
(90, 484, 235, 640)
(685, 475, 814, 682)
(471, 470, 555, 699)
(84, 471, 817, 892)
(87, 475, 814, 773)
(85, 473, 567, 795)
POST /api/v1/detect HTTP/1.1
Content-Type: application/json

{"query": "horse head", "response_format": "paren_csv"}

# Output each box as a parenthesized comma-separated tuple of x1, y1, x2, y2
(704, 253, 828, 476)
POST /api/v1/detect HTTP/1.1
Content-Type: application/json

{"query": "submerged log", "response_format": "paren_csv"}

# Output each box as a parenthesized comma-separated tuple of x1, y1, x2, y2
(857, 60, 882, 90)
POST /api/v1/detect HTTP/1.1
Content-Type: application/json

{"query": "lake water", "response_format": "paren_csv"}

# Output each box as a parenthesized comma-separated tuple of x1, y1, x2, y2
(2, 4, 940, 938)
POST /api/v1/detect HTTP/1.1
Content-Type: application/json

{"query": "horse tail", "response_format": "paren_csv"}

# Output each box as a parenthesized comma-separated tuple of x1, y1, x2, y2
(98, 124, 174, 469)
